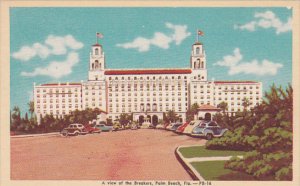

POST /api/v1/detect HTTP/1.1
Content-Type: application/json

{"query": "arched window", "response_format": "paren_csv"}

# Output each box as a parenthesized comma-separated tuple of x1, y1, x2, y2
(99, 63, 102, 69)
(201, 61, 204, 68)
(92, 63, 94, 69)
(95, 60, 99, 69)
(95, 48, 99, 55)
(196, 47, 200, 55)
(198, 62, 200, 69)
(153, 103, 157, 111)
(194, 62, 197, 69)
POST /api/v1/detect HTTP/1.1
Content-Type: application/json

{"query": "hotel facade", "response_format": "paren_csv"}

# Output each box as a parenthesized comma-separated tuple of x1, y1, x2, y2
(33, 38, 263, 124)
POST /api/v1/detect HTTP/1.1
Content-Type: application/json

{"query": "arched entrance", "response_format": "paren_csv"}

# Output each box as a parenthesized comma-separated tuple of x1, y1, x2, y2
(204, 113, 212, 121)
(138, 115, 144, 125)
(152, 115, 158, 126)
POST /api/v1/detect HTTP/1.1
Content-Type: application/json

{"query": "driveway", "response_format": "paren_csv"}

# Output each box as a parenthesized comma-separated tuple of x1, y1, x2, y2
(11, 129, 206, 180)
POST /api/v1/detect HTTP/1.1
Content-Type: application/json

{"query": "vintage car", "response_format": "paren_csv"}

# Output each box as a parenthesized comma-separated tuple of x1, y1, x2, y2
(191, 121, 228, 140)
(61, 123, 88, 136)
(183, 120, 203, 135)
(94, 124, 113, 132)
(140, 121, 151, 129)
(84, 124, 101, 134)
(166, 123, 177, 130)
(155, 124, 164, 129)
(131, 123, 138, 130)
(175, 122, 189, 134)
(170, 123, 183, 131)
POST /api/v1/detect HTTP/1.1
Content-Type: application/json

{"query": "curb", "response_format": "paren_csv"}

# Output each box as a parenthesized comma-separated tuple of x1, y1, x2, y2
(175, 146, 204, 181)
(11, 132, 60, 138)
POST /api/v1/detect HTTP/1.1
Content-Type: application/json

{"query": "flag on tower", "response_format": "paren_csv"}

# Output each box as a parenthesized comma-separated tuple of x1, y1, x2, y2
(198, 30, 204, 36)
(96, 32, 103, 38)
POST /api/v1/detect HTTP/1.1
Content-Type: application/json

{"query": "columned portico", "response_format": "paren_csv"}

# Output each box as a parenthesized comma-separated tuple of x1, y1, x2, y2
(133, 112, 163, 126)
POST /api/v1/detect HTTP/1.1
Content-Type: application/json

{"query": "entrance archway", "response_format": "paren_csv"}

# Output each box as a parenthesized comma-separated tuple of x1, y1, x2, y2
(138, 115, 144, 125)
(204, 113, 212, 121)
(152, 115, 158, 126)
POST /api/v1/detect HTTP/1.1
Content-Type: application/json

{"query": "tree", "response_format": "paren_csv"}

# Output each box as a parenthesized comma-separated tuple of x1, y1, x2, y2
(186, 103, 199, 122)
(165, 110, 178, 123)
(242, 98, 251, 112)
(207, 84, 293, 180)
(119, 113, 130, 127)
(217, 101, 228, 114)
(28, 101, 34, 118)
(11, 106, 21, 131)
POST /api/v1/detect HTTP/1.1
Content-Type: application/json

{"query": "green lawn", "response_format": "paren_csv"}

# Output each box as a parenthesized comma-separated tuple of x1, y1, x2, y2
(191, 161, 256, 181)
(179, 146, 246, 158)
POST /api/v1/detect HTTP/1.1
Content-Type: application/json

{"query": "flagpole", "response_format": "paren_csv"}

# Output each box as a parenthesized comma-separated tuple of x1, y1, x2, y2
(96, 32, 98, 44)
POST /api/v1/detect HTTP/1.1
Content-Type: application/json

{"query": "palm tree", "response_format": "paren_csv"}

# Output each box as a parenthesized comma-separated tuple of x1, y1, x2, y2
(28, 101, 34, 118)
(166, 110, 178, 123)
(217, 101, 228, 114)
(186, 103, 199, 122)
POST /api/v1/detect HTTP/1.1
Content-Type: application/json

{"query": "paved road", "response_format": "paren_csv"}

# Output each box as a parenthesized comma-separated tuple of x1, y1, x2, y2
(11, 129, 206, 180)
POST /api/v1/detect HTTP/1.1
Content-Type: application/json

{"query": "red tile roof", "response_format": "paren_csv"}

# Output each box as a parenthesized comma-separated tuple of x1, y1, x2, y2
(92, 43, 102, 47)
(105, 69, 192, 75)
(40, 83, 81, 86)
(214, 81, 258, 84)
(198, 104, 221, 111)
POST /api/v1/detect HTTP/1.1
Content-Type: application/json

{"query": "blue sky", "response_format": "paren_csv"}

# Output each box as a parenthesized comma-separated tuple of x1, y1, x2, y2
(10, 7, 292, 115)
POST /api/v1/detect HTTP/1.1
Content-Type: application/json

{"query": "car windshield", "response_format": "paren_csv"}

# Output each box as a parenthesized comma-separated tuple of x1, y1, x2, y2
(199, 124, 206, 128)
(208, 122, 218, 127)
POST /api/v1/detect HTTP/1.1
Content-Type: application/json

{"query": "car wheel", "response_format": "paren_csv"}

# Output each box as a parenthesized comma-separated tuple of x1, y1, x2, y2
(206, 133, 213, 140)
(74, 131, 79, 136)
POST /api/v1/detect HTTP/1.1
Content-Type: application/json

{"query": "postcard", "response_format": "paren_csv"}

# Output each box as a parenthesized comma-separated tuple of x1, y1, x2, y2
(0, 1, 299, 186)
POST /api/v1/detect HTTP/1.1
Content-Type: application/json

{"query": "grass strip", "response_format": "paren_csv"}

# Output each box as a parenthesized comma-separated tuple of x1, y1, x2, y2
(179, 146, 246, 158)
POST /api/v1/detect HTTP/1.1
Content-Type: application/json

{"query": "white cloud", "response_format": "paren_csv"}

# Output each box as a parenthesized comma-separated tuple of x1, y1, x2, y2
(166, 22, 191, 45)
(21, 52, 79, 79)
(12, 35, 83, 61)
(12, 43, 50, 61)
(151, 32, 173, 49)
(116, 22, 191, 52)
(214, 48, 283, 76)
(45, 35, 83, 55)
(234, 10, 292, 34)
(214, 48, 242, 67)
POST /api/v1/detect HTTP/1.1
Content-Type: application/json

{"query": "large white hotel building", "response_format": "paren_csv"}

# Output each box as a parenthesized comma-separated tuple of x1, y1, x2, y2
(33, 37, 262, 124)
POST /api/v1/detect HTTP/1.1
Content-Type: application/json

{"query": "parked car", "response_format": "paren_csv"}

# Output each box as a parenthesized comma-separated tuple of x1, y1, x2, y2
(113, 122, 122, 131)
(163, 122, 171, 129)
(155, 124, 164, 129)
(183, 120, 203, 135)
(166, 123, 177, 130)
(94, 124, 113, 132)
(84, 124, 101, 134)
(148, 124, 156, 129)
(170, 123, 182, 131)
(175, 122, 189, 133)
(140, 121, 151, 129)
(131, 124, 138, 130)
(61, 123, 88, 136)
(191, 121, 228, 140)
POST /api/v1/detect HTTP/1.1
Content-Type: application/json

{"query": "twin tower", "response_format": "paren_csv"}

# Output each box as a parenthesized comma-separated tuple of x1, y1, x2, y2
(88, 39, 207, 82)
